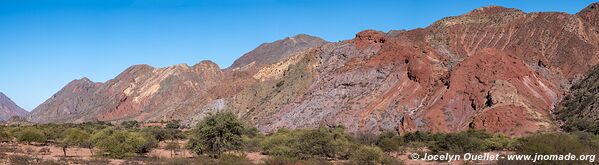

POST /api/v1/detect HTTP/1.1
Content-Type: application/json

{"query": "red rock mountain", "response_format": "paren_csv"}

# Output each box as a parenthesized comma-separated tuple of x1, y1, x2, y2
(27, 3, 599, 136)
(0, 92, 28, 121)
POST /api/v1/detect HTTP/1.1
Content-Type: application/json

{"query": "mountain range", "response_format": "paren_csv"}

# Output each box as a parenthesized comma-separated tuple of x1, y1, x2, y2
(13, 2, 599, 136)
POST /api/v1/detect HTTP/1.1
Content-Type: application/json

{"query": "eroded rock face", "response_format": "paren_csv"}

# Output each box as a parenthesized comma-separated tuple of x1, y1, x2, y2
(0, 92, 28, 121)
(27, 3, 599, 136)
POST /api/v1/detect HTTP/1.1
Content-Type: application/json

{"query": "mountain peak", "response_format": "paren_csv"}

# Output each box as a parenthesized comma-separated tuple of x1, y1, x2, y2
(579, 2, 599, 14)
(229, 34, 327, 69)
(465, 6, 523, 16)
(0, 91, 28, 121)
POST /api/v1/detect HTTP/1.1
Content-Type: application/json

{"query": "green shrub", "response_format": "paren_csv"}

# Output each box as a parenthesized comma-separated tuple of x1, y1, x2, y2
(349, 145, 384, 165)
(421, 129, 505, 154)
(16, 128, 46, 144)
(141, 126, 171, 141)
(297, 127, 353, 158)
(242, 135, 263, 152)
(136, 134, 158, 155)
(120, 120, 140, 129)
(261, 127, 354, 159)
(260, 130, 301, 158)
(377, 133, 403, 152)
(217, 154, 253, 165)
(165, 120, 181, 129)
(186, 112, 244, 157)
(515, 133, 590, 155)
(0, 128, 12, 142)
(355, 132, 380, 145)
(484, 135, 514, 150)
(92, 129, 149, 158)
(513, 133, 592, 165)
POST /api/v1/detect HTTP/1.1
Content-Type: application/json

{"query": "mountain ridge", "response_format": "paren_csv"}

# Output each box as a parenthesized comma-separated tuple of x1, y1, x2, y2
(27, 3, 599, 136)
(0, 92, 29, 121)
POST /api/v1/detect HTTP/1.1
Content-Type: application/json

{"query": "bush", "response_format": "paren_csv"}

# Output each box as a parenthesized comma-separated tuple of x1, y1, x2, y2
(484, 135, 514, 150)
(136, 134, 158, 155)
(515, 133, 590, 155)
(165, 120, 181, 129)
(187, 112, 244, 157)
(16, 128, 46, 144)
(0, 128, 12, 142)
(260, 129, 302, 158)
(261, 127, 354, 159)
(217, 154, 253, 165)
(349, 145, 384, 165)
(513, 133, 592, 165)
(141, 126, 171, 141)
(298, 128, 337, 158)
(377, 132, 403, 152)
(242, 135, 262, 152)
(355, 132, 379, 145)
(420, 129, 509, 154)
(92, 129, 149, 158)
(433, 131, 488, 154)
(120, 121, 140, 129)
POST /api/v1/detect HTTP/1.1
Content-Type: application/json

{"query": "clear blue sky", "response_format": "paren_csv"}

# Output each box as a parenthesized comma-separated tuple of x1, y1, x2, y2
(0, 0, 595, 111)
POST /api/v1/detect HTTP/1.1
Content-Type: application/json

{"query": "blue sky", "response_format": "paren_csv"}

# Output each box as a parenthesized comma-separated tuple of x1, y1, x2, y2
(0, 0, 595, 111)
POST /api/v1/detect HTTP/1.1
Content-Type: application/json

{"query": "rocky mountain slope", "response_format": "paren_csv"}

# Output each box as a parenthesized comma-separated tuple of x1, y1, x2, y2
(555, 65, 599, 133)
(28, 3, 599, 136)
(0, 92, 28, 121)
(229, 34, 327, 69)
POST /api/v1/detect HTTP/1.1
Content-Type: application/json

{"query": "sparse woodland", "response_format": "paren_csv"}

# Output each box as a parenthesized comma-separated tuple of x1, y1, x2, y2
(0, 112, 597, 165)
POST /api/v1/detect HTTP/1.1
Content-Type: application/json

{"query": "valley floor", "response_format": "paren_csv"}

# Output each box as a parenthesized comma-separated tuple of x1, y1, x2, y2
(0, 142, 510, 165)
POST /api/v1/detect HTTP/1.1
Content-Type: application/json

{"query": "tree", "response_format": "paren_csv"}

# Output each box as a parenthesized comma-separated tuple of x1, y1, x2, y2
(120, 120, 140, 129)
(165, 120, 181, 129)
(16, 128, 46, 145)
(92, 129, 147, 158)
(186, 112, 244, 157)
(61, 128, 91, 157)
(261, 127, 354, 159)
(350, 145, 384, 165)
(165, 140, 180, 158)
(135, 133, 158, 155)
(141, 126, 171, 141)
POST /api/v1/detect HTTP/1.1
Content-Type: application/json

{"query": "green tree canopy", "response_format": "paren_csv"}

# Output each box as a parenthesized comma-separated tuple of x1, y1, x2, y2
(91, 129, 153, 158)
(16, 128, 46, 144)
(186, 112, 244, 157)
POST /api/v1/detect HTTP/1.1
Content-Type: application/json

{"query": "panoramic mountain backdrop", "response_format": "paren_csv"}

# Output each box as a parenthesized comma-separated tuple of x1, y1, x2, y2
(26, 3, 599, 136)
